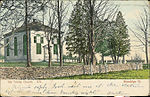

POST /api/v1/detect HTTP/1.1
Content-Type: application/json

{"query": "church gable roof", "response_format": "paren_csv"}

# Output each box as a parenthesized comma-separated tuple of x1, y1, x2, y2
(4, 20, 64, 37)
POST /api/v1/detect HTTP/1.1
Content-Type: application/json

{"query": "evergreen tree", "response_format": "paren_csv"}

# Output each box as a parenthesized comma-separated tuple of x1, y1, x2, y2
(66, 0, 88, 64)
(95, 20, 110, 64)
(82, 0, 99, 66)
(108, 11, 130, 63)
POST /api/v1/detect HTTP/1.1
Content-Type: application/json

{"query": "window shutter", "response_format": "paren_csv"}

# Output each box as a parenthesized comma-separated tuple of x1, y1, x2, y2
(6, 39, 9, 56)
(36, 43, 41, 54)
(34, 36, 36, 43)
(14, 37, 18, 56)
(54, 44, 58, 54)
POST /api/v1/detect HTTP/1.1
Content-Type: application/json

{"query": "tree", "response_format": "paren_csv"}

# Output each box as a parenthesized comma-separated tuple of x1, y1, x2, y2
(95, 20, 110, 64)
(25, 0, 32, 67)
(44, 0, 57, 67)
(83, 0, 95, 67)
(129, 7, 149, 64)
(0, 0, 24, 49)
(108, 11, 130, 64)
(0, 0, 46, 67)
(25, 0, 49, 67)
(54, 0, 68, 66)
(115, 11, 130, 63)
(66, 0, 89, 64)
(83, 0, 118, 63)
(83, 0, 118, 74)
(57, 0, 63, 66)
(33, 0, 53, 67)
(65, 0, 118, 74)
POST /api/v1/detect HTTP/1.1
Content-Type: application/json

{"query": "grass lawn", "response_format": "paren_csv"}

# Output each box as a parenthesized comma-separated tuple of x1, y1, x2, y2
(0, 62, 83, 67)
(50, 69, 149, 79)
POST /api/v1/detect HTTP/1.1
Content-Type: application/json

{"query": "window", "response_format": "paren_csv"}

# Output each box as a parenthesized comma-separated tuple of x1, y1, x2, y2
(6, 39, 9, 56)
(14, 37, 18, 56)
(36, 43, 41, 54)
(41, 37, 43, 43)
(34, 36, 36, 43)
(23, 35, 27, 55)
(54, 44, 58, 54)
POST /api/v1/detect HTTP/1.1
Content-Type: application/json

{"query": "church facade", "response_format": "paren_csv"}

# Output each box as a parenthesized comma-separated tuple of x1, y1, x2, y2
(4, 21, 61, 62)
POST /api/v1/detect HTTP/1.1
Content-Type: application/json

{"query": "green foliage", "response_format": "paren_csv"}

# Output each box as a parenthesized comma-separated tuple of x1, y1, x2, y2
(66, 0, 88, 57)
(107, 11, 130, 63)
(95, 11, 130, 64)
(115, 12, 130, 56)
(95, 20, 110, 57)
(143, 64, 150, 69)
(52, 69, 149, 79)
(63, 54, 78, 61)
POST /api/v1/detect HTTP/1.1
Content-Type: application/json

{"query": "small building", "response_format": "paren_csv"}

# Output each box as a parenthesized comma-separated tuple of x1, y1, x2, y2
(3, 20, 62, 62)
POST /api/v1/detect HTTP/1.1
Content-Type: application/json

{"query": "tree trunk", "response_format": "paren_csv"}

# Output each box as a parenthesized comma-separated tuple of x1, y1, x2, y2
(57, 0, 63, 67)
(111, 55, 115, 64)
(89, 0, 95, 75)
(104, 63, 107, 73)
(48, 40, 51, 67)
(114, 55, 117, 64)
(88, 54, 90, 65)
(145, 43, 149, 64)
(111, 55, 117, 64)
(102, 54, 104, 65)
(83, 55, 86, 65)
(78, 52, 82, 63)
(90, 0, 94, 66)
(117, 56, 120, 64)
(117, 48, 120, 64)
(93, 52, 97, 65)
(25, 0, 31, 67)
(122, 55, 125, 64)
(85, 54, 89, 65)
(145, 33, 149, 64)
(61, 44, 64, 64)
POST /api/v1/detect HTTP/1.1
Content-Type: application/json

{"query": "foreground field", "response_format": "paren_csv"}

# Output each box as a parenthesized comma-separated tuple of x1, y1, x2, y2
(51, 69, 149, 79)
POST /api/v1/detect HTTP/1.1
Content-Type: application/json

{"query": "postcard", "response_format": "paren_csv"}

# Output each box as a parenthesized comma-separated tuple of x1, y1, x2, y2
(0, 0, 149, 96)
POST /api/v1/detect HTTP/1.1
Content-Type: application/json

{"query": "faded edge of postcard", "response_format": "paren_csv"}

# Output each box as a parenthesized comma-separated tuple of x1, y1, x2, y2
(0, 79, 149, 96)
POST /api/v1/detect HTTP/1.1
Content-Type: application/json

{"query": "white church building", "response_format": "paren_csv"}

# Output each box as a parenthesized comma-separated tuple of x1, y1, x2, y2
(4, 20, 62, 62)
